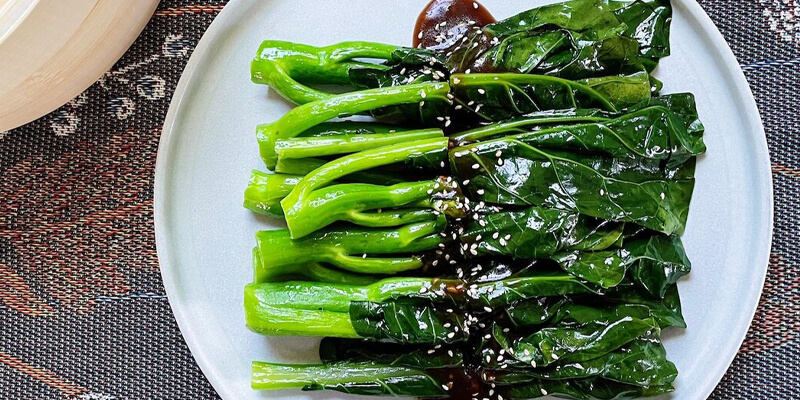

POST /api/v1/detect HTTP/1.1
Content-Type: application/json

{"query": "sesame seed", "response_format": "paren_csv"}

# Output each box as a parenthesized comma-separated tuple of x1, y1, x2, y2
(478, 219, 487, 227)
(499, 238, 507, 246)
(463, 179, 470, 185)
(552, 353, 559, 360)
(420, 91, 427, 98)
(503, 327, 510, 333)
(420, 286, 428, 293)
(477, 189, 485, 195)
(442, 384, 450, 391)
(465, 69, 471, 74)
(468, 101, 475, 106)
(660, 192, 666, 199)
(472, 163, 480, 169)
(501, 364, 508, 369)
(484, 334, 491, 339)
(420, 101, 425, 107)
(427, 189, 433, 194)
(440, 161, 446, 168)
(470, 249, 478, 255)
(432, 260, 439, 266)
(473, 2, 479, 9)
(400, 68, 406, 75)
(497, 158, 504, 166)
(475, 104, 482, 112)
(531, 360, 537, 367)
(475, 235, 482, 241)
(362, 253, 367, 258)
(445, 120, 452, 127)
(600, 188, 605, 196)
(495, 150, 502, 157)
(443, 323, 451, 328)
(498, 395, 504, 400)
(504, 234, 511, 240)
(448, 350, 454, 357)
(446, 92, 454, 99)
(541, 388, 548, 395)
(418, 31, 423, 39)
(447, 332, 455, 338)
(453, 77, 461, 84)
(428, 349, 436, 354)
(478, 88, 486, 94)
(492, 232, 499, 239)
(484, 306, 492, 312)
(497, 355, 504, 361)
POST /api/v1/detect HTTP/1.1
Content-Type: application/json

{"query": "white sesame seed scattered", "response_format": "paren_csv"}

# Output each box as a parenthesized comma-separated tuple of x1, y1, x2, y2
(362, 253, 367, 258)
(503, 328, 510, 333)
(489, 389, 495, 396)
(495, 150, 502, 157)
(443, 323, 451, 328)
(499, 238, 507, 246)
(445, 120, 452, 127)
(440, 161, 446, 168)
(600, 188, 605, 196)
(531, 360, 537, 367)
(446, 92, 455, 99)
(453, 77, 461, 84)
(472, 163, 480, 169)
(400, 68, 406, 75)
(504, 234, 511, 240)
(468, 100, 475, 106)
(418, 31, 423, 39)
(492, 232, 499, 239)
(428, 349, 436, 354)
(498, 395, 504, 400)
(497, 355, 504, 361)
(442, 384, 450, 391)
(478, 88, 486, 94)
(475, 104, 482, 112)
(448, 350, 454, 357)
(439, 243, 446, 248)
(465, 69, 472, 74)
(541, 388, 548, 395)
(477, 189, 485, 195)
(660, 192, 666, 199)
(478, 219, 487, 227)
(501, 364, 508, 369)
(420, 286, 428, 293)
(463, 179, 470, 185)
(475, 235, 482, 241)
(470, 249, 478, 255)
(447, 332, 455, 338)
(484, 306, 492, 312)
(484, 334, 491, 339)
(552, 353, 559, 360)
(473, 2, 479, 9)
(420, 91, 427, 98)
(432, 260, 439, 266)
(420, 101, 425, 107)
(497, 158, 504, 166)
(427, 189, 433, 194)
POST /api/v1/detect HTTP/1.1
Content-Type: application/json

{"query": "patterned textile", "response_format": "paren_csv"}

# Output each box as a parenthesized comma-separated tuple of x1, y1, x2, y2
(0, 0, 796, 398)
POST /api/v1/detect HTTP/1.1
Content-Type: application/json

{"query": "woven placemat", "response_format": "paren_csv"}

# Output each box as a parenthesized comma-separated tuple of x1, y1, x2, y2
(0, 1, 796, 398)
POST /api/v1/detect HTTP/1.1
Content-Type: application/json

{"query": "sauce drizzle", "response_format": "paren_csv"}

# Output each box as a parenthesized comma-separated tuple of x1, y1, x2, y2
(413, 0, 496, 49)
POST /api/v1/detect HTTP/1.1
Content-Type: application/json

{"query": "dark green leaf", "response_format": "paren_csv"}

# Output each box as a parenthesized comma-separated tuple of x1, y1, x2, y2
(350, 299, 469, 344)
(451, 140, 694, 235)
(319, 338, 464, 369)
(625, 234, 692, 298)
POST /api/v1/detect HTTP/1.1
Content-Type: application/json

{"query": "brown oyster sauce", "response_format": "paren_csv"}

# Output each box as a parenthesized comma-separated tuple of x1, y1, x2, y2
(413, 0, 496, 49)
(416, 2, 497, 399)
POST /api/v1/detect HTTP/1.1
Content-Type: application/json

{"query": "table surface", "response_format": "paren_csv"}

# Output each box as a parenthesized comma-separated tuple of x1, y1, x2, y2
(0, 0, 797, 399)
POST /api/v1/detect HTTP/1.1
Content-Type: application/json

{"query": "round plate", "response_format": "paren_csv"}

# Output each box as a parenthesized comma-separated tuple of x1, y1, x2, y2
(0, 0, 158, 131)
(155, 1, 773, 399)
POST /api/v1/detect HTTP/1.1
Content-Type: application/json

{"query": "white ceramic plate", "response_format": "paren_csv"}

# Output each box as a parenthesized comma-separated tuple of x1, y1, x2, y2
(155, 1, 773, 399)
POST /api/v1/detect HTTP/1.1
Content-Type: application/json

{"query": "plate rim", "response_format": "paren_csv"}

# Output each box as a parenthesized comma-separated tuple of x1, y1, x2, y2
(154, 1, 774, 399)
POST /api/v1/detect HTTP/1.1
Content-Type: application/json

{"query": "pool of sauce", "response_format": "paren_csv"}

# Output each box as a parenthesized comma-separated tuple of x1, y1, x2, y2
(413, 0, 496, 50)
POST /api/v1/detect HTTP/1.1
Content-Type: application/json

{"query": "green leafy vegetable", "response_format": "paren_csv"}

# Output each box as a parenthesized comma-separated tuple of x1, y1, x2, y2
(451, 139, 694, 235)
(255, 219, 447, 274)
(257, 82, 450, 169)
(251, 362, 449, 397)
(320, 338, 464, 369)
